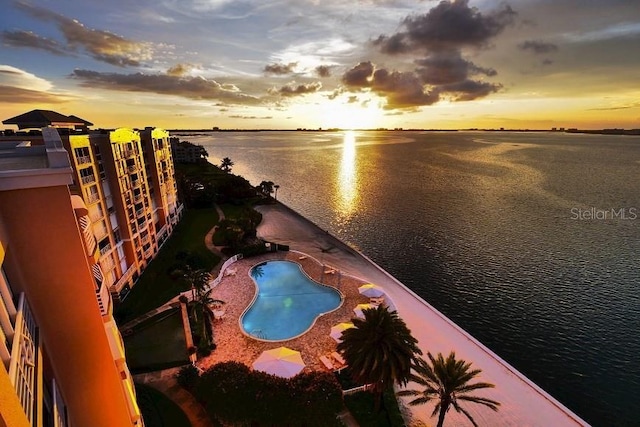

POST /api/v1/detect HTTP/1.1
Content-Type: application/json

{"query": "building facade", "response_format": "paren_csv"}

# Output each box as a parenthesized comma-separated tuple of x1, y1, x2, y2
(0, 129, 142, 426)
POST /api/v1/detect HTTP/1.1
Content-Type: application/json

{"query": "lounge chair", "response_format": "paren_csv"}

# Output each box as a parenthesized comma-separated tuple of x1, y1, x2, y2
(332, 351, 346, 366)
(298, 255, 308, 260)
(319, 355, 334, 370)
(369, 296, 385, 306)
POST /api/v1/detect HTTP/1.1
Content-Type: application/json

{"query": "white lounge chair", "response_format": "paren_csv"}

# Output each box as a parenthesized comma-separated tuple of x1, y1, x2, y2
(332, 351, 346, 366)
(319, 355, 334, 370)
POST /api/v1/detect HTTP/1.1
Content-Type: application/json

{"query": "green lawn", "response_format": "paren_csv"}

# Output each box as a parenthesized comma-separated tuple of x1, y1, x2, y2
(123, 308, 189, 373)
(115, 208, 220, 323)
(134, 383, 191, 427)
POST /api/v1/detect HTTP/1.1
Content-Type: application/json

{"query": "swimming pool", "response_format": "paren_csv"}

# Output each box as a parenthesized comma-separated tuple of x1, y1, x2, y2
(241, 260, 343, 341)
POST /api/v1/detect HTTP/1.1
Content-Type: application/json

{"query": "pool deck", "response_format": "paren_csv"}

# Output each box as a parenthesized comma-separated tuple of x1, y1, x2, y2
(250, 203, 591, 427)
(198, 250, 371, 373)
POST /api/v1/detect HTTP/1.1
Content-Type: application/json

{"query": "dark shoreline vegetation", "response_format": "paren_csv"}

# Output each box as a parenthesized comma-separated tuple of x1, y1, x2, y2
(117, 148, 411, 425)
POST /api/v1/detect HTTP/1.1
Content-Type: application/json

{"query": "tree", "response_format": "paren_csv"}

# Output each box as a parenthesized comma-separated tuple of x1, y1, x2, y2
(220, 157, 234, 173)
(397, 352, 500, 427)
(337, 305, 422, 410)
(181, 265, 211, 300)
(257, 180, 274, 197)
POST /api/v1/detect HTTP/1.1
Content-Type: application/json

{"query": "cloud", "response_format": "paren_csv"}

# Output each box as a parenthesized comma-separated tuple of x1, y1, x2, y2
(440, 79, 502, 101)
(315, 65, 332, 77)
(415, 51, 496, 85)
(342, 62, 440, 109)
(518, 40, 559, 54)
(0, 65, 53, 91)
(167, 63, 194, 76)
(1, 30, 68, 56)
(0, 85, 71, 104)
(264, 62, 298, 75)
(70, 69, 262, 105)
(228, 115, 273, 119)
(373, 0, 516, 54)
(271, 81, 322, 97)
(11, 2, 154, 67)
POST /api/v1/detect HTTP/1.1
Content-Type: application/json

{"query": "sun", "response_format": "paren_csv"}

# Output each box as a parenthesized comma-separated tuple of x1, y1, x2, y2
(319, 99, 384, 130)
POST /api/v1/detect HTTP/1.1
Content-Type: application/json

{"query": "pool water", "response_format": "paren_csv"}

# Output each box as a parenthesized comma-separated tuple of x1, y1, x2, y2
(241, 260, 342, 341)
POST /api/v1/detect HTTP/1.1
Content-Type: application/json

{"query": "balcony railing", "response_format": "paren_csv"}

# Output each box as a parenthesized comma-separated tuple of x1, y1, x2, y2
(99, 244, 112, 256)
(127, 164, 137, 173)
(86, 192, 100, 205)
(96, 281, 112, 317)
(80, 175, 96, 185)
(123, 149, 136, 158)
(76, 155, 91, 165)
(8, 293, 38, 424)
(135, 208, 145, 218)
(133, 193, 143, 203)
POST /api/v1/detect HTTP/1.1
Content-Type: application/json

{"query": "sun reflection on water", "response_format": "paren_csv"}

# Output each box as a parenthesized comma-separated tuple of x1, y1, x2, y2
(337, 131, 358, 220)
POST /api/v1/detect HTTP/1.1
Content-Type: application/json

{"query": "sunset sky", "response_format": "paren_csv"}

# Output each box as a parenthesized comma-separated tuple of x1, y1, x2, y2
(1, 0, 639, 130)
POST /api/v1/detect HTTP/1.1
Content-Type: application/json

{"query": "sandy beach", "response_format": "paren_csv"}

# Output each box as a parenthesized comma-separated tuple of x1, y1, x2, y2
(254, 202, 590, 427)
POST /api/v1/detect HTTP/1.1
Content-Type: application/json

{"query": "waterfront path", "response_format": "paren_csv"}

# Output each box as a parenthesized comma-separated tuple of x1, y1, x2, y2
(255, 203, 590, 427)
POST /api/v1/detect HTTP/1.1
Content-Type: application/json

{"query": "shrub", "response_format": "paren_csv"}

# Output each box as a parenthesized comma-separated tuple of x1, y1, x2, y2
(176, 364, 200, 392)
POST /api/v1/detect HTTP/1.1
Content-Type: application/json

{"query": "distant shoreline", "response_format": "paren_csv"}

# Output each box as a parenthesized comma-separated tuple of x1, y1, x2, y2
(169, 128, 640, 136)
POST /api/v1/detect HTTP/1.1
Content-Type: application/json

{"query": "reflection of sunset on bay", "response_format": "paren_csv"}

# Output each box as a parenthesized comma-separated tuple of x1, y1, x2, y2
(336, 131, 359, 221)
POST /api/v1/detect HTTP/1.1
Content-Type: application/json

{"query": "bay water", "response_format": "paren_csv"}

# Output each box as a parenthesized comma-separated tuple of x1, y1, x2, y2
(184, 130, 640, 426)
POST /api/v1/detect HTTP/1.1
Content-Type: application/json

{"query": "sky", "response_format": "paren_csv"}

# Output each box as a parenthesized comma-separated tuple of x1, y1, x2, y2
(1, 0, 639, 130)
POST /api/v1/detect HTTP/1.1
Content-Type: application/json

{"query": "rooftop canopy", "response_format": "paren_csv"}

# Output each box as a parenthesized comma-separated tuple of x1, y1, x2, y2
(3, 109, 93, 130)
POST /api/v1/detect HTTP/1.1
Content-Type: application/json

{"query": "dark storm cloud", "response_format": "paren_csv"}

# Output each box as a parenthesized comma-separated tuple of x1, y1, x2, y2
(342, 62, 439, 109)
(518, 40, 559, 54)
(0, 84, 70, 104)
(70, 69, 262, 105)
(440, 79, 502, 101)
(374, 0, 516, 54)
(272, 81, 322, 97)
(315, 65, 332, 77)
(264, 62, 298, 75)
(1, 30, 68, 56)
(415, 51, 496, 85)
(10, 1, 152, 67)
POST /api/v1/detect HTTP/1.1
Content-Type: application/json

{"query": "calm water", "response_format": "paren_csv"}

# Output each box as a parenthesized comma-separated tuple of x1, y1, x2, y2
(185, 130, 640, 426)
(242, 260, 342, 340)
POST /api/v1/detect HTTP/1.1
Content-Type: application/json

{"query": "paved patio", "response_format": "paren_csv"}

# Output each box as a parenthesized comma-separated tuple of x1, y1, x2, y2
(197, 251, 371, 373)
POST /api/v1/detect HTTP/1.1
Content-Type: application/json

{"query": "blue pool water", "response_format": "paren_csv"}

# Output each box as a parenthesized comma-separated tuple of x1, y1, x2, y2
(241, 260, 342, 341)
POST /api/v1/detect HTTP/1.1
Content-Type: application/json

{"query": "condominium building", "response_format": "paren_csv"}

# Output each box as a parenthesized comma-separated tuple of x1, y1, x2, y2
(169, 138, 208, 164)
(2, 110, 184, 302)
(0, 129, 142, 426)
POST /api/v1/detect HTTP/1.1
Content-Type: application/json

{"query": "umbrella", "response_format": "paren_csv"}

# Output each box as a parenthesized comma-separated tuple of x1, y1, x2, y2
(358, 283, 385, 298)
(252, 347, 305, 378)
(330, 322, 355, 343)
(353, 303, 377, 319)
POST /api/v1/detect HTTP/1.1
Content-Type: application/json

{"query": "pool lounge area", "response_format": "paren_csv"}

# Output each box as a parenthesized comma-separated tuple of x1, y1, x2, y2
(196, 251, 374, 373)
(241, 260, 344, 341)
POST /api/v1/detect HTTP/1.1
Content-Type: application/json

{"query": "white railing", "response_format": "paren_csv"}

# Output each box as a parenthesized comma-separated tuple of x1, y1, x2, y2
(96, 281, 112, 317)
(343, 384, 373, 396)
(78, 215, 97, 255)
(207, 254, 243, 290)
(76, 155, 91, 165)
(113, 265, 135, 291)
(80, 175, 96, 185)
(86, 192, 100, 205)
(52, 379, 68, 427)
(99, 244, 112, 256)
(8, 293, 38, 424)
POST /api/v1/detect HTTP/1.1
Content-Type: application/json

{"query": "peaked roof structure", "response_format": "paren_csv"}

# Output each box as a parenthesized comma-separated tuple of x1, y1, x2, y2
(2, 109, 93, 129)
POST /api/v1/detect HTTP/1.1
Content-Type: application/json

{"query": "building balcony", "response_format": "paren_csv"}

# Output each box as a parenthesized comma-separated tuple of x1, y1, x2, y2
(96, 280, 112, 317)
(133, 193, 144, 203)
(135, 208, 145, 218)
(112, 264, 135, 292)
(131, 179, 142, 189)
(80, 174, 96, 185)
(127, 164, 137, 173)
(86, 192, 100, 205)
(123, 149, 136, 158)
(99, 244, 112, 256)
(76, 155, 91, 165)
(8, 293, 39, 424)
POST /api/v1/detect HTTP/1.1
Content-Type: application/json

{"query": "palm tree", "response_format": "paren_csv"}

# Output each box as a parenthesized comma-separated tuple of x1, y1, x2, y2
(398, 352, 500, 427)
(337, 305, 422, 410)
(181, 265, 211, 300)
(192, 287, 225, 342)
(220, 157, 234, 173)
